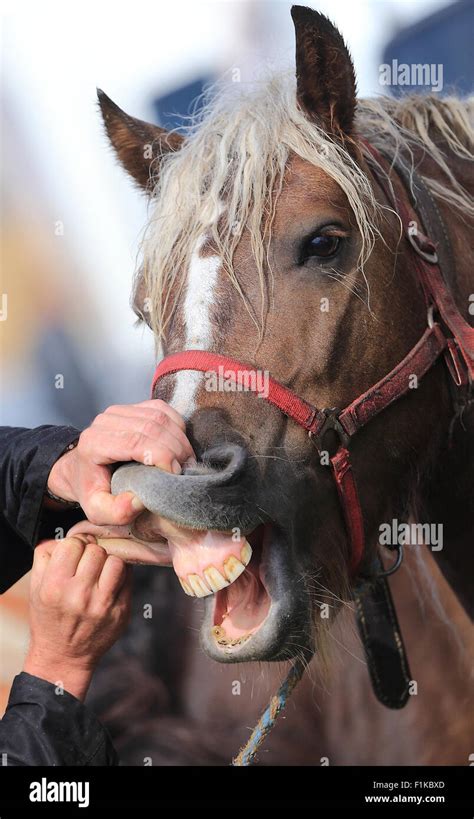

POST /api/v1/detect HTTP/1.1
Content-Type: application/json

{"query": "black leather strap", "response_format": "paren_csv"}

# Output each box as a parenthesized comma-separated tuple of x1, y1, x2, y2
(353, 567, 412, 709)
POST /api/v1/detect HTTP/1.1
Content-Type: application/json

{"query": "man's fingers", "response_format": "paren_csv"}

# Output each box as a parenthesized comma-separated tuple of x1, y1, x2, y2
(75, 542, 108, 584)
(44, 536, 89, 580)
(31, 540, 55, 587)
(97, 555, 128, 600)
(81, 429, 187, 478)
(80, 429, 187, 474)
(117, 565, 133, 610)
(33, 540, 55, 561)
(89, 412, 195, 464)
(104, 399, 187, 432)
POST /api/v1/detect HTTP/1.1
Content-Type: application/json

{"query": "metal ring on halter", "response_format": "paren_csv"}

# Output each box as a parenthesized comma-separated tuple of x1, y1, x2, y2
(308, 407, 350, 456)
(407, 231, 439, 264)
(427, 304, 435, 328)
(358, 544, 404, 581)
(376, 544, 404, 578)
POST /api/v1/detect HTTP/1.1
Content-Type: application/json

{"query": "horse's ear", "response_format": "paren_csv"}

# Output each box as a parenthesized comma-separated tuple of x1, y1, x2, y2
(97, 89, 183, 192)
(291, 6, 356, 137)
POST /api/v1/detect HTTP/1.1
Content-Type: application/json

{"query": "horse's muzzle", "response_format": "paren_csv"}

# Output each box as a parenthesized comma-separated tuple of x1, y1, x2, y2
(111, 442, 264, 533)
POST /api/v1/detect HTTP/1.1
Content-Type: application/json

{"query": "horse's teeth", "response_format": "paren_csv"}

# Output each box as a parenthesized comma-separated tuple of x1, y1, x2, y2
(240, 541, 252, 566)
(179, 577, 194, 596)
(211, 625, 252, 646)
(223, 555, 246, 584)
(178, 546, 252, 597)
(204, 566, 230, 592)
(187, 573, 212, 597)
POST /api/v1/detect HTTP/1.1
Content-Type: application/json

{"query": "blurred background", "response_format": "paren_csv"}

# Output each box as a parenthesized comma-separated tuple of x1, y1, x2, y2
(1, 0, 472, 714)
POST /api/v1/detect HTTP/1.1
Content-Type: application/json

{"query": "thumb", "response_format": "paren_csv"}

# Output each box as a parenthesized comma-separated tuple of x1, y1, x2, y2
(81, 466, 145, 525)
(84, 489, 146, 526)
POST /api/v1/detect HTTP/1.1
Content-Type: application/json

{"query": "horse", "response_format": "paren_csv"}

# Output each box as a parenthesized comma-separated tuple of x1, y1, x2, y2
(84, 7, 474, 764)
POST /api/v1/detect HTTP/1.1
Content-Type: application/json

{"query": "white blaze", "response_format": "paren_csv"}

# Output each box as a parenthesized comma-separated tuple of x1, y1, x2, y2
(170, 235, 221, 418)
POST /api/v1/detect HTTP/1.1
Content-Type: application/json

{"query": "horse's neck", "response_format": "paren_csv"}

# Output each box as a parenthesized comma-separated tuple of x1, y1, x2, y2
(420, 412, 474, 618)
(414, 145, 474, 618)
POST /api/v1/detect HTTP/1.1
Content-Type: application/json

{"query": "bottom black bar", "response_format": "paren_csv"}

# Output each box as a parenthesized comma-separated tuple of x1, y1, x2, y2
(0, 766, 472, 815)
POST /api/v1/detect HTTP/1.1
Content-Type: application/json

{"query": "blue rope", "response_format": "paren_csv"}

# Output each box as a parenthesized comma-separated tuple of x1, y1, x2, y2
(232, 653, 312, 766)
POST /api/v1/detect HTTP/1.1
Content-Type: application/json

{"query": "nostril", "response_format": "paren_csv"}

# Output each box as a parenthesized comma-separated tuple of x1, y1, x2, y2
(111, 442, 260, 530)
(182, 443, 248, 482)
(204, 443, 248, 472)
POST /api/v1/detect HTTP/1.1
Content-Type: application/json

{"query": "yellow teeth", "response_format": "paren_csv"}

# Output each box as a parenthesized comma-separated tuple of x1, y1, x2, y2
(179, 577, 193, 595)
(203, 566, 230, 592)
(240, 541, 252, 566)
(211, 625, 252, 647)
(177, 539, 253, 597)
(187, 574, 212, 597)
(223, 554, 246, 583)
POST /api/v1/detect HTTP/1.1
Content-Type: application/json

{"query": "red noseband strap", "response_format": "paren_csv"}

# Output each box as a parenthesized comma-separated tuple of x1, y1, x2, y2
(152, 351, 324, 432)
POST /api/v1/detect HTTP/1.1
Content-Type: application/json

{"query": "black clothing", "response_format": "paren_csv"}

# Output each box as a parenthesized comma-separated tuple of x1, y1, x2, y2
(1, 673, 118, 766)
(0, 426, 117, 766)
(0, 425, 82, 592)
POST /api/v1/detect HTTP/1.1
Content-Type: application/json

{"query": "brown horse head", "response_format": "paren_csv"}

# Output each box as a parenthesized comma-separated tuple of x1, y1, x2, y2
(97, 7, 473, 663)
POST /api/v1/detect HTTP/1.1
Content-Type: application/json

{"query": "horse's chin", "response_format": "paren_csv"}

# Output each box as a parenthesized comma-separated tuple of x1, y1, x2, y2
(200, 524, 314, 663)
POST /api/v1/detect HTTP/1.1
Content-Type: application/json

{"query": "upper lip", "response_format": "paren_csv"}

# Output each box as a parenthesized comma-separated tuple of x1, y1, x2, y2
(110, 446, 266, 534)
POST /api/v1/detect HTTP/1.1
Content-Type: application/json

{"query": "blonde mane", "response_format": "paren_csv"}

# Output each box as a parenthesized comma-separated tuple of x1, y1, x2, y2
(358, 94, 474, 215)
(139, 73, 473, 338)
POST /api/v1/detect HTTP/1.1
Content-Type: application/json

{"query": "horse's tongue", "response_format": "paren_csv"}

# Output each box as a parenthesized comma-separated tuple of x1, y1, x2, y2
(166, 529, 252, 598)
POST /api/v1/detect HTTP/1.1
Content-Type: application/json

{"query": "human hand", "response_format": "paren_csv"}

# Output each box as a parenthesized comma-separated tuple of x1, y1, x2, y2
(46, 400, 194, 525)
(24, 536, 132, 701)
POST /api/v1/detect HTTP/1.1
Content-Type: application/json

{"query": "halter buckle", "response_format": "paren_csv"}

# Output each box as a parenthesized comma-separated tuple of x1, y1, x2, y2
(309, 408, 350, 456)
(427, 305, 469, 388)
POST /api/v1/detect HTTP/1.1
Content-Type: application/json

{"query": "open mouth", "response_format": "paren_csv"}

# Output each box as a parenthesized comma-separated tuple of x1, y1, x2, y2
(199, 521, 311, 663)
(211, 526, 272, 648)
(156, 520, 274, 652)
(68, 514, 310, 663)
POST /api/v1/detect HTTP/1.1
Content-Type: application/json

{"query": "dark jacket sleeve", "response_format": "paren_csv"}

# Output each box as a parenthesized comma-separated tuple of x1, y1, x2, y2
(0, 425, 83, 593)
(0, 673, 118, 766)
(0, 427, 120, 767)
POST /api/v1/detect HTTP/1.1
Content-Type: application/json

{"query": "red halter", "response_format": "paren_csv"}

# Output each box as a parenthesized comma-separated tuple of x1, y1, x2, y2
(151, 144, 473, 577)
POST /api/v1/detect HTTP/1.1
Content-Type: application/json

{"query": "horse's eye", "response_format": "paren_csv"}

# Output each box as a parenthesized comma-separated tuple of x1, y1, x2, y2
(303, 234, 341, 260)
